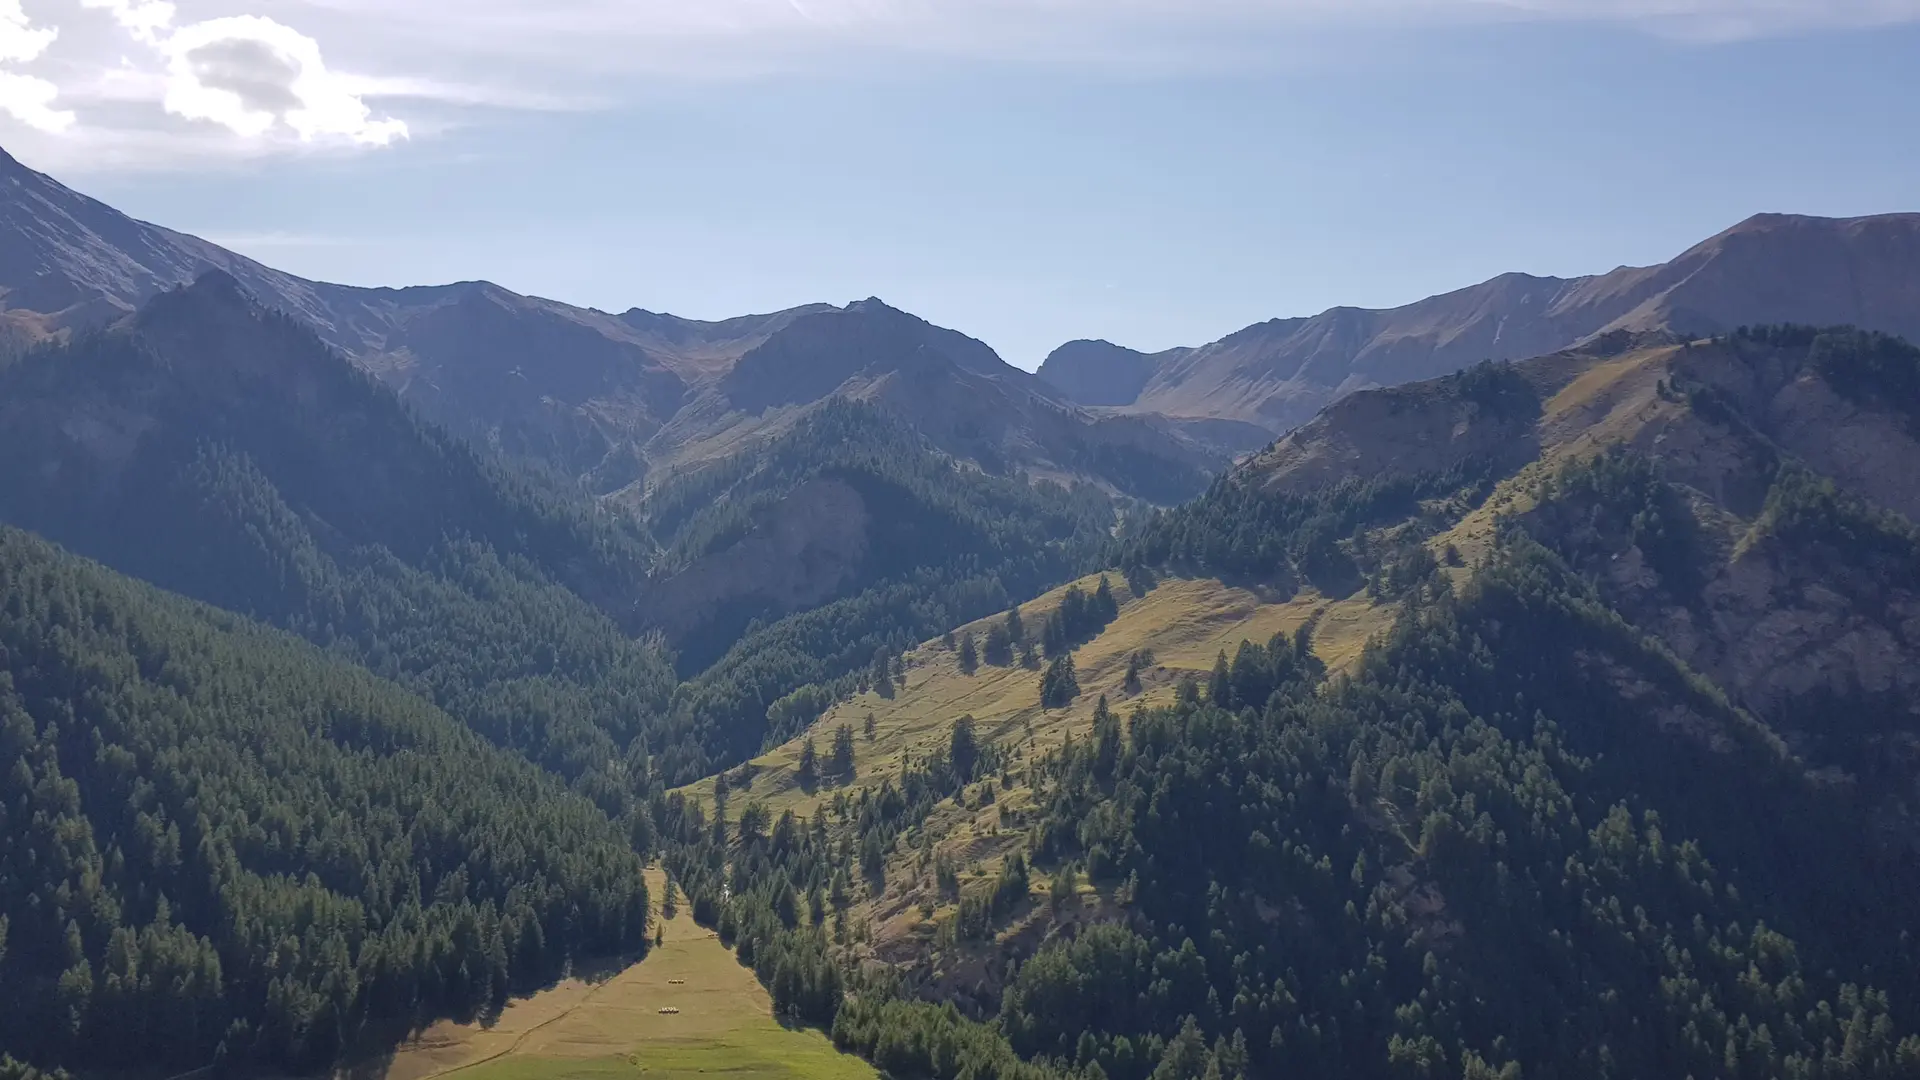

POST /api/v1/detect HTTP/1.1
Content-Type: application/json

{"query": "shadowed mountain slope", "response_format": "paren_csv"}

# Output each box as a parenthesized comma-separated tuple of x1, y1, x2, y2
(0, 147, 1221, 497)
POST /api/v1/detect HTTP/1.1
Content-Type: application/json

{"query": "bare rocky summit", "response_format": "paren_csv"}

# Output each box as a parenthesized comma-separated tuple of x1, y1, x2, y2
(1039, 211, 1920, 436)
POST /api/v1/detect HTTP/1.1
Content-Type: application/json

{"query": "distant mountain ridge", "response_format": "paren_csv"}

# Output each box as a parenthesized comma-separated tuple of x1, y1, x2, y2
(0, 146, 1222, 501)
(1037, 211, 1920, 435)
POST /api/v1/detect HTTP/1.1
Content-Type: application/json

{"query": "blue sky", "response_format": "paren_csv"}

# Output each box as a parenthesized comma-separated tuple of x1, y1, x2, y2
(5, 1, 1919, 368)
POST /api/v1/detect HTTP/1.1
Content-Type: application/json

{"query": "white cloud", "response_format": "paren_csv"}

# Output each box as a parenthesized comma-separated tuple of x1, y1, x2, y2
(0, 0, 72, 130)
(1, 0, 58, 62)
(161, 15, 405, 142)
(0, 69, 71, 129)
(6, 0, 1920, 166)
(0, 0, 407, 154)
(79, 0, 172, 43)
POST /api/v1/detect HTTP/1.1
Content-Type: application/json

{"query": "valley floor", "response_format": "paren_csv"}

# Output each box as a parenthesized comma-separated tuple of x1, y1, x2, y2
(361, 870, 872, 1080)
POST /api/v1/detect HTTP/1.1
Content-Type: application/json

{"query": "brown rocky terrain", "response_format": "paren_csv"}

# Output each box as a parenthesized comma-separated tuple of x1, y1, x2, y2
(1238, 327, 1920, 844)
(1039, 212, 1920, 437)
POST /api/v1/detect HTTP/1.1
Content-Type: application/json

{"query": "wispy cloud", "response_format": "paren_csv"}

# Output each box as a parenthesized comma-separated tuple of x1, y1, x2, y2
(5, 0, 1919, 167)
(290, 0, 1920, 60)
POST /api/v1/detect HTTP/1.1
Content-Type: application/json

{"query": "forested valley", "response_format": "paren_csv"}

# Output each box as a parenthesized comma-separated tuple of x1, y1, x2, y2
(4, 291, 1920, 1080)
(642, 329, 1920, 1080)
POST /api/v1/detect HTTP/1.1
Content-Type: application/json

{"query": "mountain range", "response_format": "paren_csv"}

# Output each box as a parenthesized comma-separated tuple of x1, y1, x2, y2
(1037, 211, 1920, 435)
(16, 145, 1920, 495)
(0, 146, 1220, 503)
(5, 140, 1920, 1080)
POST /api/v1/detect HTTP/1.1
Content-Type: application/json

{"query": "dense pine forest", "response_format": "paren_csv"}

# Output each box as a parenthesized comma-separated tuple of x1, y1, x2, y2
(0, 277, 685, 809)
(4, 286, 1920, 1080)
(660, 482, 1920, 1079)
(646, 331, 1920, 1080)
(0, 527, 650, 1073)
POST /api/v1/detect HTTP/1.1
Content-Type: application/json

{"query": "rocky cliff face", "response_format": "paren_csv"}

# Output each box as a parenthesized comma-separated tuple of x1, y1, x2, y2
(1240, 326, 1920, 848)
(642, 476, 873, 645)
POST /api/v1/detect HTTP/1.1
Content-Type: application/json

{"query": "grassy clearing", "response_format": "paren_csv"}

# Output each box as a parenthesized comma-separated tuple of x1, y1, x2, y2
(368, 870, 872, 1080)
(676, 573, 1390, 822)
(1431, 343, 1686, 577)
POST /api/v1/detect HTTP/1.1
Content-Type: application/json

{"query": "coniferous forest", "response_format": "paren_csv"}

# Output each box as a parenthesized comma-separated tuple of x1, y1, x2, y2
(1, 270, 1919, 1080)
(0, 527, 650, 1072)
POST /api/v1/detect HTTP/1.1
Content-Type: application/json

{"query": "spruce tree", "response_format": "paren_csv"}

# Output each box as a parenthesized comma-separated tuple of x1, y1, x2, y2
(797, 736, 819, 789)
(829, 723, 856, 780)
(1040, 654, 1079, 709)
(1209, 650, 1232, 708)
(985, 622, 1014, 666)
(950, 715, 979, 783)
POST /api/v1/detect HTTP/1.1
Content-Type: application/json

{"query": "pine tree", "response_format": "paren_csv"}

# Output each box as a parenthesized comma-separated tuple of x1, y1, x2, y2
(958, 630, 979, 674)
(949, 715, 979, 783)
(1092, 696, 1120, 779)
(863, 712, 877, 740)
(1005, 605, 1025, 645)
(1049, 863, 1078, 910)
(1209, 650, 1232, 708)
(984, 622, 1014, 666)
(829, 723, 856, 780)
(1094, 574, 1119, 622)
(797, 736, 819, 789)
(1040, 654, 1079, 709)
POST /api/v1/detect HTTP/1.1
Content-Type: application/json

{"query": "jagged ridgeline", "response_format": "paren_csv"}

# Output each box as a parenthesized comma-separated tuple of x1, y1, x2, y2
(0, 526, 650, 1074)
(668, 329, 1920, 1080)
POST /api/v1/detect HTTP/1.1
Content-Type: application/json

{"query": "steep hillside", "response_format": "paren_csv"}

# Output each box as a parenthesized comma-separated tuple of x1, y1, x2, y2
(0, 148, 1218, 497)
(0, 273, 1158, 790)
(674, 573, 1391, 820)
(1040, 213, 1920, 436)
(648, 400, 1131, 763)
(1034, 339, 1185, 407)
(658, 324, 1920, 1080)
(0, 525, 652, 1075)
(0, 273, 687, 799)
(1147, 323, 1920, 839)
